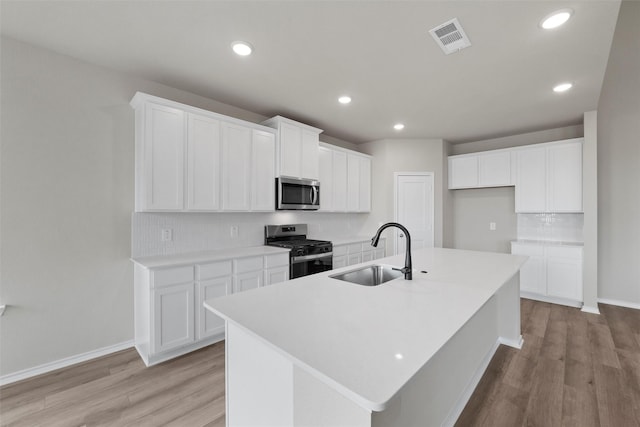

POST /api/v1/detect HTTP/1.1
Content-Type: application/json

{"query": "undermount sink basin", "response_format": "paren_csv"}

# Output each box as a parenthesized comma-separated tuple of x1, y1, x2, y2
(329, 264, 403, 286)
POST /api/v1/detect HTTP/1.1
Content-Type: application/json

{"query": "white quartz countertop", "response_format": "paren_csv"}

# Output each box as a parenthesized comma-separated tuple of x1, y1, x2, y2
(511, 239, 584, 247)
(131, 245, 290, 269)
(205, 247, 526, 412)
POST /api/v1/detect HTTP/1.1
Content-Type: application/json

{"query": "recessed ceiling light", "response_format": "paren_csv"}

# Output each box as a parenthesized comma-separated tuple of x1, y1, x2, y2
(553, 82, 573, 93)
(338, 96, 352, 104)
(394, 123, 405, 131)
(231, 41, 253, 56)
(540, 9, 573, 29)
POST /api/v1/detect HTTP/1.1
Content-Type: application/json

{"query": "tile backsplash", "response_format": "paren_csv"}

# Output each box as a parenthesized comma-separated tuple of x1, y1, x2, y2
(517, 213, 584, 243)
(132, 212, 369, 258)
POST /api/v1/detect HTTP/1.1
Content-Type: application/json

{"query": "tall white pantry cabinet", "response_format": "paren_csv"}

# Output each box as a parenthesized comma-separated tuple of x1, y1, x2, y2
(131, 92, 277, 212)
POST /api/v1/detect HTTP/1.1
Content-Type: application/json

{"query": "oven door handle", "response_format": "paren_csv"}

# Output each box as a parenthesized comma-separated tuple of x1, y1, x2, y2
(291, 252, 333, 263)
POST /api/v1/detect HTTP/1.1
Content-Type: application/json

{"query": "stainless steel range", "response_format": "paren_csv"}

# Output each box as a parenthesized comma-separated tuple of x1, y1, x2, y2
(265, 224, 333, 279)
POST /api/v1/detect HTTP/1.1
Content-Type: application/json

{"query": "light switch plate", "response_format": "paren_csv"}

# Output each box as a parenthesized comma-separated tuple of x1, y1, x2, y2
(489, 222, 497, 231)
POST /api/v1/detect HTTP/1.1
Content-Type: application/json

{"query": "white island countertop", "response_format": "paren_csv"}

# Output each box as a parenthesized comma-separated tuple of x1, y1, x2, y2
(205, 247, 526, 412)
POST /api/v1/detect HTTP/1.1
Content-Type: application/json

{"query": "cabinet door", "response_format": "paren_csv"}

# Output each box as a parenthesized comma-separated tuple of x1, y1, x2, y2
(143, 103, 185, 210)
(251, 130, 276, 211)
(186, 113, 220, 211)
(318, 146, 333, 211)
(152, 283, 195, 354)
(548, 142, 583, 212)
(478, 152, 511, 187)
(279, 123, 302, 178)
(347, 154, 361, 212)
(197, 276, 231, 339)
(359, 156, 371, 212)
(234, 271, 263, 293)
(264, 266, 288, 286)
(221, 123, 252, 211)
(448, 156, 478, 189)
(511, 244, 546, 295)
(515, 147, 547, 212)
(332, 150, 348, 211)
(546, 257, 582, 301)
(301, 130, 319, 180)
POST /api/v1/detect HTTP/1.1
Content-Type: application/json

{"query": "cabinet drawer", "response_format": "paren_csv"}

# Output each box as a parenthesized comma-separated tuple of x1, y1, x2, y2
(152, 266, 194, 288)
(234, 256, 263, 274)
(265, 253, 289, 268)
(511, 243, 544, 257)
(197, 260, 232, 280)
(347, 243, 363, 254)
(333, 245, 347, 256)
(546, 246, 583, 260)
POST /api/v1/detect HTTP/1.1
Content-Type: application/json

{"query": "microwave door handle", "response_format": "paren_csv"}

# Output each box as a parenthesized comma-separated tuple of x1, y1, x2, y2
(312, 186, 318, 205)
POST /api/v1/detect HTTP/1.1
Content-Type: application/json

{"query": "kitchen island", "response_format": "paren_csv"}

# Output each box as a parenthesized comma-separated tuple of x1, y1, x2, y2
(204, 247, 527, 426)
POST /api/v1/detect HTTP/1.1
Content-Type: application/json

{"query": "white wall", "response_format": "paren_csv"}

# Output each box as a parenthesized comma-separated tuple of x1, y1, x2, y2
(358, 139, 446, 255)
(597, 1, 640, 306)
(0, 36, 363, 377)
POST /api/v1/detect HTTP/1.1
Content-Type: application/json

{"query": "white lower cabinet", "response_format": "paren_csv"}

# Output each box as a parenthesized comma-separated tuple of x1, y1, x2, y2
(134, 249, 289, 366)
(511, 242, 583, 307)
(196, 260, 233, 340)
(152, 282, 195, 354)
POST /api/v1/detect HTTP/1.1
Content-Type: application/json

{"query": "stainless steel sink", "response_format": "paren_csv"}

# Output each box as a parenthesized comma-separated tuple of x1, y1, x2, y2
(329, 264, 403, 286)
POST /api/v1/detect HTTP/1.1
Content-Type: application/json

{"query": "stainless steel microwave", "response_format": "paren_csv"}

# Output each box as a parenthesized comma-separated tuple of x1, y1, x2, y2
(276, 177, 320, 210)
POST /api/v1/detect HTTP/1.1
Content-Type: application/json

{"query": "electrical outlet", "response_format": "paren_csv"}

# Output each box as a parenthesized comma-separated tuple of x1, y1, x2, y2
(489, 222, 497, 231)
(161, 229, 173, 242)
(230, 225, 239, 238)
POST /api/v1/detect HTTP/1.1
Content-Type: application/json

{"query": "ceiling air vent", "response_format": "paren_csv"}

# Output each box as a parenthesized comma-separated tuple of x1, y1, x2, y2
(429, 18, 471, 55)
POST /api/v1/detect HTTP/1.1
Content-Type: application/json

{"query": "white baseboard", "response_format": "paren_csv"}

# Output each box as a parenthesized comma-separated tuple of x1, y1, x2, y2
(581, 305, 601, 315)
(598, 298, 640, 311)
(499, 334, 524, 349)
(443, 338, 501, 427)
(0, 340, 134, 386)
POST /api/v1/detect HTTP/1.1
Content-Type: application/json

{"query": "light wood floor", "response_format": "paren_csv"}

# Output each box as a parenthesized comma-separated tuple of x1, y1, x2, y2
(1, 300, 639, 426)
(456, 299, 640, 427)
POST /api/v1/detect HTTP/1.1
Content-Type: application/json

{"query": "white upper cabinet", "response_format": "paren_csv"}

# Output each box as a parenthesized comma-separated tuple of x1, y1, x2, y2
(478, 151, 511, 187)
(318, 146, 333, 212)
(347, 153, 361, 212)
(186, 113, 220, 211)
(318, 143, 370, 213)
(332, 150, 348, 211)
(131, 92, 276, 213)
(261, 116, 322, 180)
(347, 152, 372, 212)
(251, 130, 276, 211)
(221, 123, 252, 211)
(448, 137, 583, 214)
(548, 142, 583, 212)
(448, 156, 478, 189)
(136, 102, 186, 211)
(515, 146, 547, 212)
(515, 139, 583, 213)
(448, 150, 511, 189)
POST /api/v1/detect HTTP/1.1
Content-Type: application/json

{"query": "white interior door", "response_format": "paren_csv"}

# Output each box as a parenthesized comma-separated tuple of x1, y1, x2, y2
(394, 173, 434, 255)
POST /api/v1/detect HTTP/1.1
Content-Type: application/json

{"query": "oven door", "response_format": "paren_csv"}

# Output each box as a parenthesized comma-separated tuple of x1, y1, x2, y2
(277, 177, 320, 210)
(290, 253, 333, 279)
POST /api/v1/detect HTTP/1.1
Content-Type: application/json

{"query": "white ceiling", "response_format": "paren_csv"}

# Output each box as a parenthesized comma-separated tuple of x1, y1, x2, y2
(0, 1, 621, 144)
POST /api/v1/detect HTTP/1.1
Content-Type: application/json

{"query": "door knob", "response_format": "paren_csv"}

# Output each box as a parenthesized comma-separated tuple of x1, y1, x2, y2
(399, 233, 405, 238)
